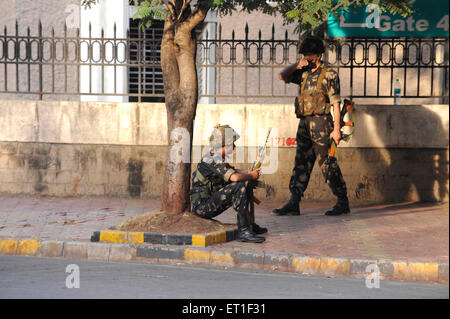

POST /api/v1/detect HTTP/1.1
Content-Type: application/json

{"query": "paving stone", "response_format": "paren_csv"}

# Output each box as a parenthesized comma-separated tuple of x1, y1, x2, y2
(0, 195, 447, 284)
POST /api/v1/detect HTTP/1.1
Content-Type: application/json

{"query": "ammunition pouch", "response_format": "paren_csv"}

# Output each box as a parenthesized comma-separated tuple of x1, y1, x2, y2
(295, 66, 331, 117)
(190, 166, 212, 203)
(297, 90, 331, 116)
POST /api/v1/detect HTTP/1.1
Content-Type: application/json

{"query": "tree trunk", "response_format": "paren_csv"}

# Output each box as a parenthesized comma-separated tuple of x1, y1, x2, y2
(160, 16, 201, 213)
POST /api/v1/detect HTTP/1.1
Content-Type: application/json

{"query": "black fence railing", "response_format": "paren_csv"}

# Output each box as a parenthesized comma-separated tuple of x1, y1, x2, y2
(325, 37, 449, 102)
(1, 21, 448, 104)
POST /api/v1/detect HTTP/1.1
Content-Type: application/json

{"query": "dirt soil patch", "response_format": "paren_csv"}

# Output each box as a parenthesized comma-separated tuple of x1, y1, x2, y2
(114, 210, 236, 234)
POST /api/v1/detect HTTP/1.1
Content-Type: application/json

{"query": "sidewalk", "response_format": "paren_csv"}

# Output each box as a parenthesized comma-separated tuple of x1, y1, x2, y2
(0, 194, 448, 283)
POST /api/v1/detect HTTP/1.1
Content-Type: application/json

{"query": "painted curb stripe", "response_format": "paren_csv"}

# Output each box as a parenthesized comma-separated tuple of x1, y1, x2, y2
(191, 235, 206, 247)
(128, 232, 144, 244)
(99, 231, 127, 244)
(184, 248, 211, 262)
(94, 229, 236, 247)
(17, 239, 41, 255)
(0, 239, 19, 254)
(1, 237, 447, 284)
(393, 261, 440, 282)
(0, 239, 40, 255)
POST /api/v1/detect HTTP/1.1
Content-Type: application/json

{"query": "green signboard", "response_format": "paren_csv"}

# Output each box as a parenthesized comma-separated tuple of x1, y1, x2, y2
(328, 0, 449, 37)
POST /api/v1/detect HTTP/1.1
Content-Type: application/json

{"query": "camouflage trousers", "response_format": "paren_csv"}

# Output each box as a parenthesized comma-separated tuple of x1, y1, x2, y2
(192, 181, 251, 219)
(289, 114, 348, 200)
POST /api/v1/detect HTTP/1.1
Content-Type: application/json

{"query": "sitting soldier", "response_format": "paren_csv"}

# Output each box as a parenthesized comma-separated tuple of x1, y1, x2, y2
(190, 124, 268, 243)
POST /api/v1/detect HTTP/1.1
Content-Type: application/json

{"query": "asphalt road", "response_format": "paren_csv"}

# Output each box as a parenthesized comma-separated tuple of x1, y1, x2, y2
(0, 256, 447, 300)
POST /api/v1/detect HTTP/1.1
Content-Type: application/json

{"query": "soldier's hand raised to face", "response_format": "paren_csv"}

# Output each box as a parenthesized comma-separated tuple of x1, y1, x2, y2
(297, 58, 310, 69)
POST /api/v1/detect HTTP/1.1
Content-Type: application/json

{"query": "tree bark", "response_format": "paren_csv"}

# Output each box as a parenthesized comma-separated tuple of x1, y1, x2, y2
(160, 8, 207, 213)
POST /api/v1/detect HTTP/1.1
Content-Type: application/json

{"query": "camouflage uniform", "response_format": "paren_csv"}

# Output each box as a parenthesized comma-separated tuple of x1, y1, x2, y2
(286, 63, 348, 201)
(190, 125, 266, 242)
(190, 152, 250, 219)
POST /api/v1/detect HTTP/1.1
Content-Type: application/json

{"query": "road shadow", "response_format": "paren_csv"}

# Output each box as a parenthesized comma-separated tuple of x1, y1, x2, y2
(213, 200, 447, 236)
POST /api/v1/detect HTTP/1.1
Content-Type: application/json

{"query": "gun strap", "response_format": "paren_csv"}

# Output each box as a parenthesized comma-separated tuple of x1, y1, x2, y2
(300, 71, 308, 94)
(316, 67, 327, 91)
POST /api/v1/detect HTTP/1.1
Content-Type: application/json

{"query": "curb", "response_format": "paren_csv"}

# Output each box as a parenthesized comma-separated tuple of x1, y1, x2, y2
(0, 237, 448, 284)
(91, 229, 238, 247)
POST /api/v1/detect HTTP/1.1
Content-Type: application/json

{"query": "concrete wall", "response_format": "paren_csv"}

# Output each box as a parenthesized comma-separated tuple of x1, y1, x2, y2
(0, 100, 448, 203)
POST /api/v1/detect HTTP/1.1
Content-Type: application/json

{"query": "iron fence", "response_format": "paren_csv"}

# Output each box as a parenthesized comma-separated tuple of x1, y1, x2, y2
(0, 21, 448, 104)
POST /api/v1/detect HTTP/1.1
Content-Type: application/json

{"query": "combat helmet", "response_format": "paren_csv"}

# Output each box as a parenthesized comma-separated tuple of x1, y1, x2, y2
(209, 124, 240, 149)
(299, 35, 325, 55)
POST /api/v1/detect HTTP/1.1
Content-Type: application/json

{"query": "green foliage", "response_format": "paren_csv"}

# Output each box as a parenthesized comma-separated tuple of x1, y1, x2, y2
(81, 0, 99, 9)
(132, 1, 168, 30)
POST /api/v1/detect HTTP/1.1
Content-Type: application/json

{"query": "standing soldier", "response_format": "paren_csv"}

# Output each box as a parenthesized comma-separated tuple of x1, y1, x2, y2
(190, 124, 268, 243)
(273, 36, 350, 216)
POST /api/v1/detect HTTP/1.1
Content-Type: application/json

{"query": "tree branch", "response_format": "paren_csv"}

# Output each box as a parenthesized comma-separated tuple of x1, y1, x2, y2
(159, 0, 170, 12)
(166, 1, 177, 19)
(176, 0, 192, 23)
(184, 2, 209, 31)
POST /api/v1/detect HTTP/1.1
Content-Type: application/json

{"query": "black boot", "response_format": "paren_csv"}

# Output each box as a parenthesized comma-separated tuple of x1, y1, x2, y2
(236, 211, 265, 243)
(325, 198, 350, 216)
(272, 195, 300, 216)
(252, 223, 268, 234)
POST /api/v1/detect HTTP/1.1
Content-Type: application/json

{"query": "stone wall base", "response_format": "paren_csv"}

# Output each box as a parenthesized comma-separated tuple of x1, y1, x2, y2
(0, 142, 447, 203)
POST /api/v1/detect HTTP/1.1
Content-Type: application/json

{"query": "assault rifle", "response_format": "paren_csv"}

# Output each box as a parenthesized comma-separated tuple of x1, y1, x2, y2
(324, 99, 356, 183)
(246, 128, 272, 228)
